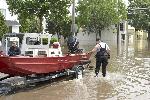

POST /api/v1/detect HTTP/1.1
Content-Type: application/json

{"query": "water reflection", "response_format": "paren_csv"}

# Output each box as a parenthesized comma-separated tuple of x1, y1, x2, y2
(0, 40, 150, 100)
(134, 40, 150, 58)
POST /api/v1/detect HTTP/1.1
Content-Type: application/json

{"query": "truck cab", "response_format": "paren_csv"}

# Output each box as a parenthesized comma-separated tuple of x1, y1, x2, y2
(2, 33, 62, 57)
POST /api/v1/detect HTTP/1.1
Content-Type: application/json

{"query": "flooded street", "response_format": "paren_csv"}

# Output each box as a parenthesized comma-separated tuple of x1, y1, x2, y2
(0, 40, 150, 100)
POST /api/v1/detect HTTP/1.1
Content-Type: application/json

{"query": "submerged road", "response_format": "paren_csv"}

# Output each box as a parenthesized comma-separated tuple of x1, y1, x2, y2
(0, 40, 150, 100)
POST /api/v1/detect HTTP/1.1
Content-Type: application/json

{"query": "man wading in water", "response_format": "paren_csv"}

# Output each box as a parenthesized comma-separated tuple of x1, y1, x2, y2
(88, 38, 110, 77)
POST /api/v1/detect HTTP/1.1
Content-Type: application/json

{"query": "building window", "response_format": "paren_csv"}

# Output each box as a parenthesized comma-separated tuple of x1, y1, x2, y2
(26, 37, 41, 45)
(121, 34, 125, 40)
(0, 9, 6, 19)
(42, 38, 48, 45)
(120, 23, 124, 31)
(38, 51, 47, 56)
(8, 26, 12, 33)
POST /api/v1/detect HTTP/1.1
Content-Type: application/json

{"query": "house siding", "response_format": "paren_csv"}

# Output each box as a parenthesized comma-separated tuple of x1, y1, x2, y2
(12, 26, 19, 33)
(76, 21, 128, 48)
(77, 26, 117, 46)
(0, 0, 20, 33)
(0, 0, 18, 20)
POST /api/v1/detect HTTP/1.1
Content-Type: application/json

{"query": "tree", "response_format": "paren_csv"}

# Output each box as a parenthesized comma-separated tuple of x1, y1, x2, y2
(18, 14, 40, 33)
(6, 0, 49, 32)
(128, 0, 150, 40)
(45, 0, 71, 39)
(46, 19, 72, 39)
(6, 0, 71, 33)
(0, 12, 8, 40)
(77, 0, 127, 37)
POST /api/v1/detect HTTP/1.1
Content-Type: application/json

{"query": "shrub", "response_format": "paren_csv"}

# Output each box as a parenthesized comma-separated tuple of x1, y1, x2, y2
(50, 37, 58, 44)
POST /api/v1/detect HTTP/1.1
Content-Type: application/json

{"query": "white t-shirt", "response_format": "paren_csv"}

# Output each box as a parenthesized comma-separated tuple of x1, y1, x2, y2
(99, 42, 110, 50)
(92, 42, 110, 52)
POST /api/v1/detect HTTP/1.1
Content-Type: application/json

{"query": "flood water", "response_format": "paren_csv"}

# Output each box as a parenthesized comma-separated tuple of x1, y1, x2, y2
(0, 40, 150, 100)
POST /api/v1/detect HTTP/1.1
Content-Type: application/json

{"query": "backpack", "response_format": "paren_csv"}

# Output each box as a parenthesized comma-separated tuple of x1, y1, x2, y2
(96, 44, 110, 59)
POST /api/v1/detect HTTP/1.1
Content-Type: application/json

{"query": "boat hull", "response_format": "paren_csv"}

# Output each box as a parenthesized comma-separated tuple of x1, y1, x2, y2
(0, 53, 91, 76)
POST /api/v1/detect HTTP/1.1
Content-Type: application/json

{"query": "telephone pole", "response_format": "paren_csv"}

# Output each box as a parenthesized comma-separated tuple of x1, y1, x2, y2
(71, 0, 75, 36)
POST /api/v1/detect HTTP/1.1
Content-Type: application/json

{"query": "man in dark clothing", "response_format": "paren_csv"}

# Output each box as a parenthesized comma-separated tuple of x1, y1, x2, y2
(67, 36, 80, 54)
(88, 38, 110, 77)
(8, 42, 21, 56)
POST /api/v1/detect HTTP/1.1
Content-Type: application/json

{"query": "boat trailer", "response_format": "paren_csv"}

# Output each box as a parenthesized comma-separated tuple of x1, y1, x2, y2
(0, 60, 90, 94)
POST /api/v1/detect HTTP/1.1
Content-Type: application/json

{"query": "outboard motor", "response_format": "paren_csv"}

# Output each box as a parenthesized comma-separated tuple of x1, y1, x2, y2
(67, 36, 80, 54)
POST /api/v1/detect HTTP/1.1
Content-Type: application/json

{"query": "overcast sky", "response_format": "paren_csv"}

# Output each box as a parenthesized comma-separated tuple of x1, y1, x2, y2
(124, 0, 129, 6)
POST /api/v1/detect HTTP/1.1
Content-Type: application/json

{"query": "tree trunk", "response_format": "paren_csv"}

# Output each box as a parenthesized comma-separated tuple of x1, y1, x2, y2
(117, 23, 121, 55)
(98, 29, 101, 39)
(39, 16, 43, 33)
(56, 31, 60, 41)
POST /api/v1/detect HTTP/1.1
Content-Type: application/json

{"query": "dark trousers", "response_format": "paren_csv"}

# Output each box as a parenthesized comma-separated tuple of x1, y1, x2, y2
(95, 57, 108, 77)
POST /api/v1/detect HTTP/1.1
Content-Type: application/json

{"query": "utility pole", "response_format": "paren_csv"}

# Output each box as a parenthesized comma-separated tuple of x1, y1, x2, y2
(117, 22, 121, 56)
(116, 0, 121, 56)
(71, 0, 75, 36)
(125, 21, 129, 58)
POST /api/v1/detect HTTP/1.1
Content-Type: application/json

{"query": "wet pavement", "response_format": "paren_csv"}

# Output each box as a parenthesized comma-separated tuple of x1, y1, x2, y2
(0, 40, 150, 100)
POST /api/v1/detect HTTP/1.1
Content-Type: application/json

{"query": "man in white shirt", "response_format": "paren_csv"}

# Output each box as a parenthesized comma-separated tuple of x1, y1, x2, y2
(89, 38, 110, 77)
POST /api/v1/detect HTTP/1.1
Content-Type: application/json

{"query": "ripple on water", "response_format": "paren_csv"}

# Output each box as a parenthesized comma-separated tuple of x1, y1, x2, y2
(110, 56, 150, 100)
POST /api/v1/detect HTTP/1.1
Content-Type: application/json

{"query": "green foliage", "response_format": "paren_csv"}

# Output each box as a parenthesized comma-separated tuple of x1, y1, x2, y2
(128, 0, 150, 31)
(42, 38, 48, 45)
(0, 12, 8, 39)
(18, 15, 40, 33)
(46, 18, 72, 39)
(77, 0, 127, 36)
(61, 19, 72, 38)
(6, 0, 44, 33)
(128, 0, 150, 39)
(6, 0, 72, 33)
(45, 0, 71, 39)
(6, 0, 50, 32)
(50, 37, 58, 44)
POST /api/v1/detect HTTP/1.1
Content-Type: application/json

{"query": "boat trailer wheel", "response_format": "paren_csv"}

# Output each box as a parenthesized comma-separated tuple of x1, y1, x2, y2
(72, 65, 84, 79)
